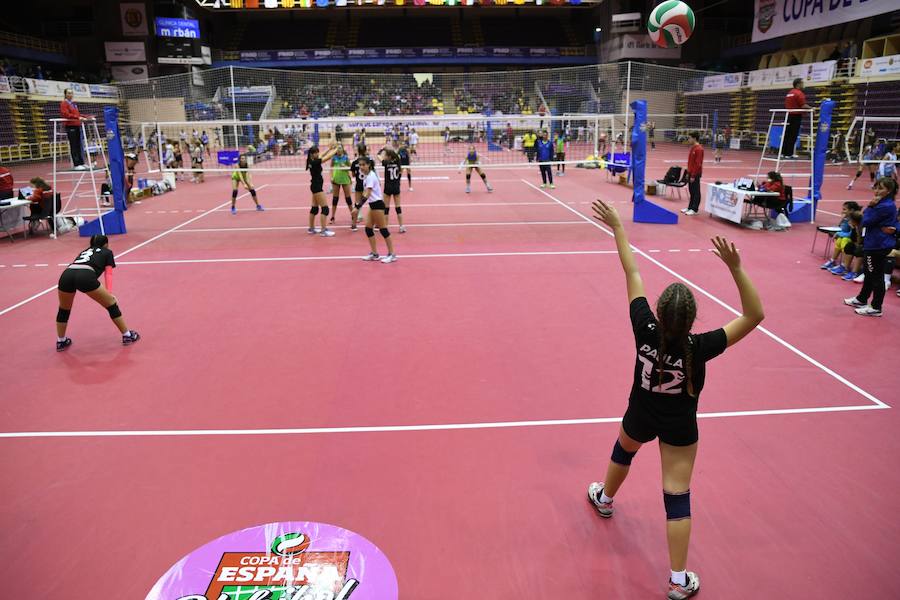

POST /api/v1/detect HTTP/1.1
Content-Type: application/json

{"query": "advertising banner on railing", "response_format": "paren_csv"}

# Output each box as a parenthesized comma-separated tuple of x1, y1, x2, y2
(747, 60, 836, 88)
(0, 76, 10, 94)
(752, 0, 897, 43)
(702, 73, 743, 91)
(19, 78, 116, 99)
(858, 54, 900, 77)
(238, 47, 569, 62)
(111, 65, 149, 82)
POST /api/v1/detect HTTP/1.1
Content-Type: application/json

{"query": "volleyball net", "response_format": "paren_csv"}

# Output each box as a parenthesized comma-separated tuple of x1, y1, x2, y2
(136, 111, 710, 175)
(115, 63, 721, 174)
(845, 116, 900, 164)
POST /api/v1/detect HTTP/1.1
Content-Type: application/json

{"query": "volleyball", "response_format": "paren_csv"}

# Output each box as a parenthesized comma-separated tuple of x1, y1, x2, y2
(647, 1, 695, 49)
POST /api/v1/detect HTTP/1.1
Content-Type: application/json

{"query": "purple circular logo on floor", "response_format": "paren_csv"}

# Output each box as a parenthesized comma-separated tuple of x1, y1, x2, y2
(146, 521, 398, 600)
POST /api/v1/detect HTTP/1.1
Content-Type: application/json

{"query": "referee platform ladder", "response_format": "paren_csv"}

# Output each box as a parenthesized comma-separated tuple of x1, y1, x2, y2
(50, 117, 110, 238)
(755, 108, 816, 223)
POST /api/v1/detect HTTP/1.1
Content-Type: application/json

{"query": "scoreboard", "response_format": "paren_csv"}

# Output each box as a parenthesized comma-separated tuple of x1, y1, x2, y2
(157, 38, 204, 64)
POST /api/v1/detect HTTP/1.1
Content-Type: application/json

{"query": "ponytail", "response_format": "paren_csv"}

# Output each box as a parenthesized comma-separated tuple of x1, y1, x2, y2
(90, 234, 109, 248)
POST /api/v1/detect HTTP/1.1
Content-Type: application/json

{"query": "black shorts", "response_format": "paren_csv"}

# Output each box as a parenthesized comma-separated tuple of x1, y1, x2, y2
(369, 200, 386, 210)
(622, 400, 698, 447)
(58, 268, 100, 294)
(384, 182, 401, 196)
(555, 152, 565, 161)
(400, 158, 410, 166)
(311, 182, 324, 194)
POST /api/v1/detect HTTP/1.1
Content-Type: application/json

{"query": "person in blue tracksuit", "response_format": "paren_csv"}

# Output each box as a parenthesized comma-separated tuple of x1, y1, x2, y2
(844, 177, 899, 316)
(535, 130, 555, 189)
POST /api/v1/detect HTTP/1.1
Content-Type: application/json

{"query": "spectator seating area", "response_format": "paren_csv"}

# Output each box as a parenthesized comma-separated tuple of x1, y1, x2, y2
(453, 84, 535, 115)
(283, 76, 444, 118)
(855, 80, 900, 139)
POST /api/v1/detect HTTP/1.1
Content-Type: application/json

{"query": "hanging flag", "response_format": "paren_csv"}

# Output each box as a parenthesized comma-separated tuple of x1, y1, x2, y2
(316, 0, 329, 6)
(282, 0, 296, 6)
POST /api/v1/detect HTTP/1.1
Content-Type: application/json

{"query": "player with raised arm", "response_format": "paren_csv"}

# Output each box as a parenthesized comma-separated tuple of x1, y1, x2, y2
(586, 200, 764, 600)
(306, 143, 339, 236)
(55, 234, 140, 352)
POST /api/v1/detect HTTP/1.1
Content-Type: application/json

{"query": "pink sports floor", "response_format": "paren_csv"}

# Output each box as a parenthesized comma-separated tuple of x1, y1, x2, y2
(1, 140, 898, 599)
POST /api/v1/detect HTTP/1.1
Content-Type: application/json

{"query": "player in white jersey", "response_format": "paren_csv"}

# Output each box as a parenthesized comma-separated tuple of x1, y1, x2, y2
(357, 159, 397, 263)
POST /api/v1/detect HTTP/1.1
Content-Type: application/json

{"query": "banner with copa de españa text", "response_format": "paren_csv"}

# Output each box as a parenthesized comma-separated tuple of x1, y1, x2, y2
(752, 0, 897, 43)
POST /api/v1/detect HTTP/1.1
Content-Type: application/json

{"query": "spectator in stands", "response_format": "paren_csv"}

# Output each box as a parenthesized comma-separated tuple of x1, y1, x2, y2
(781, 78, 811, 159)
(845, 178, 900, 316)
(682, 132, 704, 216)
(60, 88, 91, 170)
(0, 164, 13, 200)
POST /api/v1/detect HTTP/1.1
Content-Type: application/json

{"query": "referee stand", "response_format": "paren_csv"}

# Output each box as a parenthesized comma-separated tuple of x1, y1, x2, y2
(51, 107, 127, 238)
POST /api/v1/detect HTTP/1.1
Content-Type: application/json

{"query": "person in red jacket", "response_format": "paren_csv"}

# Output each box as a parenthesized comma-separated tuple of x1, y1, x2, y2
(60, 88, 91, 170)
(0, 165, 13, 200)
(682, 132, 704, 216)
(780, 78, 811, 159)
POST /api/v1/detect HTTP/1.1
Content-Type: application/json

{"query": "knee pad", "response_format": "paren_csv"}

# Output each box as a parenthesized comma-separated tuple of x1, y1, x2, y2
(231, 189, 238, 200)
(107, 303, 122, 319)
(310, 206, 320, 215)
(610, 440, 638, 466)
(480, 173, 488, 181)
(380, 228, 390, 238)
(663, 490, 691, 521)
(250, 189, 257, 198)
(395, 206, 402, 215)
(466, 174, 471, 182)
(345, 198, 354, 207)
(332, 196, 339, 206)
(56, 308, 71, 323)
(383, 206, 390, 215)
(321, 205, 330, 216)
(365, 227, 375, 238)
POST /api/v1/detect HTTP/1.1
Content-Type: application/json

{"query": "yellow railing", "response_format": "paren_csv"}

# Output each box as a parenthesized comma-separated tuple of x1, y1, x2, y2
(0, 30, 66, 55)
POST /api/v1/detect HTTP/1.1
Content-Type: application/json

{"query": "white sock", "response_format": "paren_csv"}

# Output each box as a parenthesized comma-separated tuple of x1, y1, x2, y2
(123, 330, 131, 337)
(57, 337, 66, 343)
(885, 275, 892, 288)
(600, 491, 613, 504)
(671, 570, 687, 586)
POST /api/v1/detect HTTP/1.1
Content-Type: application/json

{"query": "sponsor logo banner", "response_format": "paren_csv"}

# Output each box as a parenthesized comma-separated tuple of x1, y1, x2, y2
(111, 65, 149, 81)
(238, 47, 567, 62)
(706, 184, 744, 224)
(0, 76, 10, 94)
(120, 2, 149, 37)
(155, 17, 201, 39)
(752, 0, 897, 43)
(702, 73, 743, 91)
(747, 60, 836, 87)
(105, 41, 147, 62)
(859, 54, 900, 77)
(146, 521, 398, 600)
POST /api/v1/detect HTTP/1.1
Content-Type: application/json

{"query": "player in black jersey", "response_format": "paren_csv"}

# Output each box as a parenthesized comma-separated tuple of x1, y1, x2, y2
(586, 200, 764, 600)
(55, 234, 140, 352)
(306, 143, 339, 237)
(398, 143, 413, 192)
(377, 147, 406, 233)
(349, 144, 375, 232)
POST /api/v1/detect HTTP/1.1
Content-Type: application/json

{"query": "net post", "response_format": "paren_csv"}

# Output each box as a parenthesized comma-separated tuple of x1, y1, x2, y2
(230, 66, 239, 150)
(52, 119, 58, 238)
(624, 61, 631, 155)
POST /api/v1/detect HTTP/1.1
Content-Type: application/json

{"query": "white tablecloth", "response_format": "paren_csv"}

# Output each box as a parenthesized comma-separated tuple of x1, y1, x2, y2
(705, 183, 779, 224)
(0, 199, 29, 238)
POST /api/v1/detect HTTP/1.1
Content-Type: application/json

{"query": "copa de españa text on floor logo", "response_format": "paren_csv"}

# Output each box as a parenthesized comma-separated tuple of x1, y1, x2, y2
(146, 521, 398, 600)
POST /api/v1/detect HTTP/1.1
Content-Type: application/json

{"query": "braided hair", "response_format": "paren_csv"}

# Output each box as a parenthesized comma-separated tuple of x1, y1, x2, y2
(655, 283, 698, 396)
